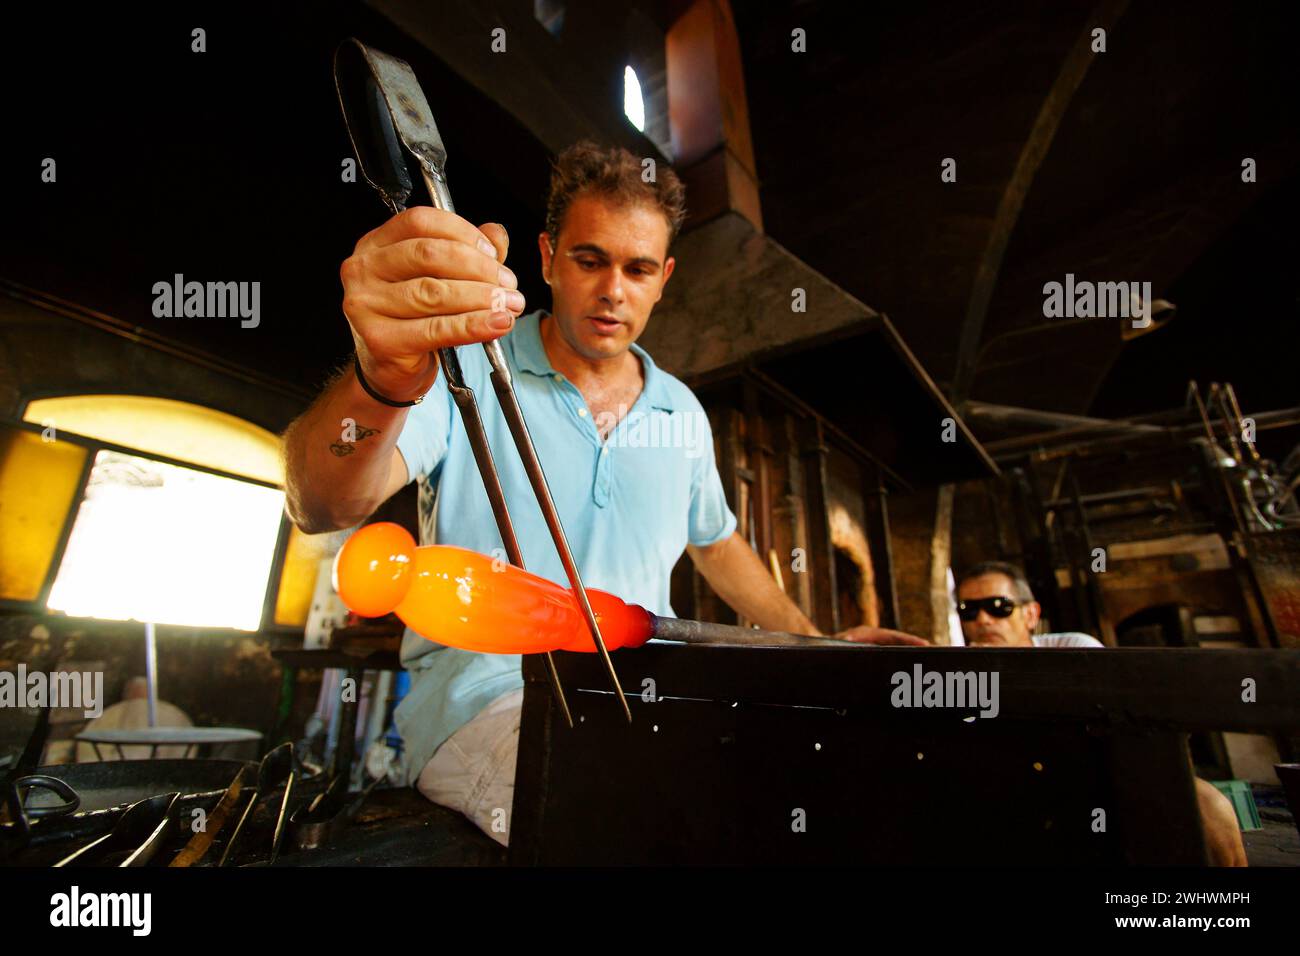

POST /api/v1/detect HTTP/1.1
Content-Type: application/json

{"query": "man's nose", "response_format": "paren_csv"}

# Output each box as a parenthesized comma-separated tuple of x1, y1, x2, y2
(976, 609, 996, 625)
(598, 269, 625, 306)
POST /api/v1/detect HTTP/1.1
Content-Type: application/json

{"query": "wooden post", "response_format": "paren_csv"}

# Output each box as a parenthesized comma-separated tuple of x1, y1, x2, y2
(861, 464, 899, 630)
(800, 418, 838, 634)
(772, 414, 812, 618)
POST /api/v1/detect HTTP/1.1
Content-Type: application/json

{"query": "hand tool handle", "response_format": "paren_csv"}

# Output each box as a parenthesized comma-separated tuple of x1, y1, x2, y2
(417, 167, 630, 723)
(489, 373, 632, 721)
(392, 170, 577, 727)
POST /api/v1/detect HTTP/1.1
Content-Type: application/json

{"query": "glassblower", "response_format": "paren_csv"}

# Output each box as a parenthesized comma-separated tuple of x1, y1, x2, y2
(331, 41, 854, 724)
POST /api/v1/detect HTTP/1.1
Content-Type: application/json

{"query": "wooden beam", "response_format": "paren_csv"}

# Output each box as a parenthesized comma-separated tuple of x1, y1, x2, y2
(950, 0, 1130, 404)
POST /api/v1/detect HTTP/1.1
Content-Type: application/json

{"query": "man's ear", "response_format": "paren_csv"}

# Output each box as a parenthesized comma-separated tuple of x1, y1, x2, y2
(1023, 601, 1042, 632)
(651, 255, 676, 305)
(537, 232, 554, 286)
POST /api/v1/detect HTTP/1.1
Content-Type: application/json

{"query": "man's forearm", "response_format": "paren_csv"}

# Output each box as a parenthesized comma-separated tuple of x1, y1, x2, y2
(688, 532, 821, 636)
(282, 365, 412, 533)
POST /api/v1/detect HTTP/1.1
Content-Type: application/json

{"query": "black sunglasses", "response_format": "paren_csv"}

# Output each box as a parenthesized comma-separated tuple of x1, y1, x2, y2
(956, 596, 1020, 622)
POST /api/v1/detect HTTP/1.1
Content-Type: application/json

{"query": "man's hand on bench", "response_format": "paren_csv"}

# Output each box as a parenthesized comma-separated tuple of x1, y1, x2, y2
(835, 626, 929, 646)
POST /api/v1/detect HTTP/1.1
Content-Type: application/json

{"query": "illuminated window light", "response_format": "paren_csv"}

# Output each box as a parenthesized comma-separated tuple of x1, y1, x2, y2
(624, 65, 645, 132)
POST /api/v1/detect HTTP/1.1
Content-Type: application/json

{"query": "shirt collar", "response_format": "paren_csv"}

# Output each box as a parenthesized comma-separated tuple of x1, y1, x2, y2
(512, 310, 676, 413)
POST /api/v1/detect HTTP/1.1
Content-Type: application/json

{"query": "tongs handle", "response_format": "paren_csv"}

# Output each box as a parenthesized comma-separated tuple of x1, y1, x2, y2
(334, 38, 631, 723)
(419, 166, 630, 722)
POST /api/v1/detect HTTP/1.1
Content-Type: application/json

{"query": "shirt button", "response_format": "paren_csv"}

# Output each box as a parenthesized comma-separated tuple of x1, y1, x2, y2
(578, 408, 588, 417)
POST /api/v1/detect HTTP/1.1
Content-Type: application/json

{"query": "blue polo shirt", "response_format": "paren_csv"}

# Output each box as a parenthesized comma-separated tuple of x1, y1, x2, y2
(391, 310, 737, 783)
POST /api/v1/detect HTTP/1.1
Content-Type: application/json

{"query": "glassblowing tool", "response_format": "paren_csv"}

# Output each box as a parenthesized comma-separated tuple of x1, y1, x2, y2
(336, 523, 856, 652)
(333, 39, 629, 724)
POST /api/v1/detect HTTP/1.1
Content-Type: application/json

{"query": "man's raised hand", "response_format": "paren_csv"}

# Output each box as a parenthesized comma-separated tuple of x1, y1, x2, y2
(339, 208, 523, 402)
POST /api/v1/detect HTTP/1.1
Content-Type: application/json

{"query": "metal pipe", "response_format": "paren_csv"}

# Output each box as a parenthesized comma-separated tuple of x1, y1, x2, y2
(1223, 383, 1264, 469)
(649, 616, 855, 647)
(988, 407, 1300, 460)
(143, 622, 158, 729)
(1043, 485, 1178, 509)
(965, 401, 1165, 435)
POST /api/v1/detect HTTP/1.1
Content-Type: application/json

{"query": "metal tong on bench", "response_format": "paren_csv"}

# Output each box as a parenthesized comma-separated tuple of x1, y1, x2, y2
(333, 38, 630, 726)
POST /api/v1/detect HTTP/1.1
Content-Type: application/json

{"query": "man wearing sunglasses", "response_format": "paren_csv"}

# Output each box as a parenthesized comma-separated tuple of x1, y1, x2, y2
(954, 561, 1102, 648)
(954, 560, 1247, 865)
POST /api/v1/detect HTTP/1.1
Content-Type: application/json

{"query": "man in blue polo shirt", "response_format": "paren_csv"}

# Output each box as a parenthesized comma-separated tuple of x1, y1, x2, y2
(283, 142, 923, 846)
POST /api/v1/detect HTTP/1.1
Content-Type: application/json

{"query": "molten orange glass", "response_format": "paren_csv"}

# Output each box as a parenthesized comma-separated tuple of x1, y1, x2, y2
(334, 522, 654, 654)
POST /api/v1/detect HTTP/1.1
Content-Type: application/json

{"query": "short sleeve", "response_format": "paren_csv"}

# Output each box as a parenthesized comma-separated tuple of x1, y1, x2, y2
(687, 408, 738, 547)
(395, 376, 453, 484)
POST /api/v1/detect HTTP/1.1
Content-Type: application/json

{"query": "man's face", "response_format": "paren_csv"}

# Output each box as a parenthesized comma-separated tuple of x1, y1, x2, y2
(956, 573, 1040, 647)
(537, 192, 676, 362)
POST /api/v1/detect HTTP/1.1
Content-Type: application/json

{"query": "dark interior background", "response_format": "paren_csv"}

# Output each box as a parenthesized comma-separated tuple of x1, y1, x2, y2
(0, 1, 553, 391)
(1, 0, 1295, 447)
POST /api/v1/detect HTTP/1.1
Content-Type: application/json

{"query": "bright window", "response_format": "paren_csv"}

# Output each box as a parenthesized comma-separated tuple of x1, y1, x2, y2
(7, 395, 323, 631)
(624, 65, 646, 132)
(46, 450, 284, 630)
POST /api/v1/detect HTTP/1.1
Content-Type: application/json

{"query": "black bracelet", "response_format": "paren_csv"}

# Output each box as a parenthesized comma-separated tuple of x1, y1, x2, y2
(354, 356, 425, 408)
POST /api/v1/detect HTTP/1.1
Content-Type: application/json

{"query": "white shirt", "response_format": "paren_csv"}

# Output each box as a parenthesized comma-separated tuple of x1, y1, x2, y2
(1033, 632, 1104, 648)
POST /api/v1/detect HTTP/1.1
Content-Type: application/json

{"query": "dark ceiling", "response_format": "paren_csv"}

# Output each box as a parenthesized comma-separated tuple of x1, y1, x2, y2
(733, 0, 1300, 420)
(2, 0, 1296, 440)
(0, 1, 553, 393)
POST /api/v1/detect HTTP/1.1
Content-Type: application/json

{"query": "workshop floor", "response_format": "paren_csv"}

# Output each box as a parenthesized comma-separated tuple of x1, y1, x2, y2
(1243, 815, 1300, 866)
(265, 785, 1297, 867)
(270, 787, 507, 867)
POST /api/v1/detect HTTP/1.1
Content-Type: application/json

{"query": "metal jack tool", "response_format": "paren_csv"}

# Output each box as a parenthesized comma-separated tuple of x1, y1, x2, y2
(334, 38, 631, 724)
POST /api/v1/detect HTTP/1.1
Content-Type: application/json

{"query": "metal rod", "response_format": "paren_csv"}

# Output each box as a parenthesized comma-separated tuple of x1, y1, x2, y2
(965, 400, 1166, 435)
(414, 165, 629, 723)
(334, 38, 620, 723)
(649, 616, 858, 647)
(1223, 383, 1263, 469)
(1190, 384, 1282, 647)
(443, 373, 573, 730)
(987, 406, 1300, 460)
(144, 622, 158, 729)
(387, 199, 574, 730)
(1190, 382, 1248, 536)
(1213, 383, 1271, 529)
(488, 361, 632, 722)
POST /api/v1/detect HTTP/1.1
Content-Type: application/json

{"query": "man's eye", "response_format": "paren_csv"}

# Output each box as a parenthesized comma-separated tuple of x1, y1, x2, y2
(577, 259, 599, 270)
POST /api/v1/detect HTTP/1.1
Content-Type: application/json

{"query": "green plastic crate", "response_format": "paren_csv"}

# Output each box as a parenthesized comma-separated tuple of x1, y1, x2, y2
(1211, 780, 1263, 832)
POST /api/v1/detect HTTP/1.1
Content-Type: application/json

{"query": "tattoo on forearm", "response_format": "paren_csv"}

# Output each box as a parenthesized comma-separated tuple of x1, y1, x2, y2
(330, 420, 380, 458)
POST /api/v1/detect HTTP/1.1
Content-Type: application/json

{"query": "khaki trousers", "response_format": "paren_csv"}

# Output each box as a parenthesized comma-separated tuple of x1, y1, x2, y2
(414, 688, 523, 847)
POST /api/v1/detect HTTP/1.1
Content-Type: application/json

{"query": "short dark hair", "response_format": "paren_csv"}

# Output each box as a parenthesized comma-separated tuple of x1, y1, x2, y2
(955, 561, 1035, 603)
(544, 140, 687, 248)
